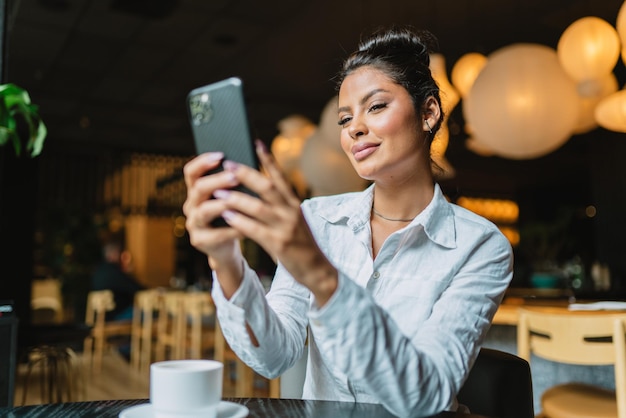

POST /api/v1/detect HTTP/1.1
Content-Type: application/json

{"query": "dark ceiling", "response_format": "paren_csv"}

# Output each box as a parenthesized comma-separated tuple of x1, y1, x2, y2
(5, 0, 626, 198)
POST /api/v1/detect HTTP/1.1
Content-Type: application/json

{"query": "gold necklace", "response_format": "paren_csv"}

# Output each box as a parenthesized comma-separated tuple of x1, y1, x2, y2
(372, 207, 414, 222)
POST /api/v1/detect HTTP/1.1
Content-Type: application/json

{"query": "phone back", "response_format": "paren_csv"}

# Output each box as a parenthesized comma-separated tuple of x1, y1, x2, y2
(187, 77, 257, 169)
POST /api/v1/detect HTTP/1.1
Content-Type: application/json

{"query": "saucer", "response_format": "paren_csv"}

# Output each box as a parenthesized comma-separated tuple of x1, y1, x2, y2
(119, 402, 249, 418)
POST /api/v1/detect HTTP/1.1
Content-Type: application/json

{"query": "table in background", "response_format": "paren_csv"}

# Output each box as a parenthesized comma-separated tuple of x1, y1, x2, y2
(493, 288, 626, 325)
(0, 398, 491, 418)
(488, 291, 625, 412)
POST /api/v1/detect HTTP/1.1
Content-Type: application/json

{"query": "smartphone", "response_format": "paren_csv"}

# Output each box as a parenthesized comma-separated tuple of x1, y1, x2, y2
(187, 77, 259, 227)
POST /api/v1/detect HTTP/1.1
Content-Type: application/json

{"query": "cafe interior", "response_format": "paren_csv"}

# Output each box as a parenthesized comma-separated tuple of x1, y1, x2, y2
(2, 0, 626, 416)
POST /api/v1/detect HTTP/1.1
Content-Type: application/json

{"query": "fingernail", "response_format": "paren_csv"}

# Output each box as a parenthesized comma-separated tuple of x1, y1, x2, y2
(205, 152, 224, 162)
(213, 189, 231, 199)
(223, 160, 239, 171)
(222, 210, 236, 221)
(255, 140, 267, 154)
(224, 171, 237, 184)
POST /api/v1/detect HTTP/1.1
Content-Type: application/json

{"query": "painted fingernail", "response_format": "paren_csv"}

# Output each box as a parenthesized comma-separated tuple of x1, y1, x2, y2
(224, 171, 237, 184)
(205, 152, 224, 162)
(255, 139, 267, 154)
(223, 160, 239, 171)
(213, 189, 231, 199)
(221, 210, 236, 221)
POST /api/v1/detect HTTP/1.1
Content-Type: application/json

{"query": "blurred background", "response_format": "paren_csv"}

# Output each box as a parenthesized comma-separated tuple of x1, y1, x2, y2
(1, 0, 626, 333)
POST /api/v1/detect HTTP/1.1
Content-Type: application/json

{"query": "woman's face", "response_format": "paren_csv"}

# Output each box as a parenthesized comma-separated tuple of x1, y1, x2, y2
(337, 66, 429, 183)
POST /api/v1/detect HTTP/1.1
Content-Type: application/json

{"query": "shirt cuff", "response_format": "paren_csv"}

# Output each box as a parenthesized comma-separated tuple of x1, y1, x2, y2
(309, 272, 369, 336)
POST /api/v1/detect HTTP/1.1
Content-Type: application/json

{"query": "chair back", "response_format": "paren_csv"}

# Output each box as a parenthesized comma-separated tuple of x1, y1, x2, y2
(31, 278, 63, 324)
(155, 291, 186, 361)
(130, 289, 163, 373)
(85, 290, 115, 327)
(517, 308, 626, 418)
(83, 290, 132, 373)
(184, 292, 215, 359)
(457, 347, 534, 418)
(518, 308, 625, 365)
(155, 291, 215, 361)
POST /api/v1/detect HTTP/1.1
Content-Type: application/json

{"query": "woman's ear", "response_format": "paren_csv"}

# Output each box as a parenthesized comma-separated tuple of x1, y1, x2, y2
(422, 96, 441, 134)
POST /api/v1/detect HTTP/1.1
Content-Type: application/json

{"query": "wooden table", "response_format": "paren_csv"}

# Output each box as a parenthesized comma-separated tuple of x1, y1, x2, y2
(488, 291, 626, 413)
(493, 297, 626, 326)
(0, 398, 492, 417)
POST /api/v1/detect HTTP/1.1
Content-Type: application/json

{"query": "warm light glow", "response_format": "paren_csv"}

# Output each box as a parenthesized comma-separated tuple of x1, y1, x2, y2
(595, 88, 626, 133)
(557, 17, 620, 84)
(430, 123, 455, 180)
(594, 1, 626, 134)
(451, 52, 488, 98)
(430, 54, 460, 114)
(464, 44, 579, 159)
(173, 216, 186, 238)
(300, 98, 368, 196)
(465, 136, 495, 157)
(429, 54, 458, 179)
(272, 114, 316, 197)
(455, 196, 520, 245)
(616, 1, 626, 58)
(574, 72, 618, 134)
(499, 226, 520, 246)
(456, 196, 519, 224)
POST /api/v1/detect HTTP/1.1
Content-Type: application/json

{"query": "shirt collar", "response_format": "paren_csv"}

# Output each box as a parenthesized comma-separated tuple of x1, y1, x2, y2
(415, 184, 457, 249)
(314, 183, 457, 249)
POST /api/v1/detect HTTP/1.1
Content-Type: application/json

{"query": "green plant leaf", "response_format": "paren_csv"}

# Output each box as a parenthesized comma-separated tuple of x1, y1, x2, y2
(0, 126, 8, 146)
(0, 83, 47, 157)
(30, 119, 47, 157)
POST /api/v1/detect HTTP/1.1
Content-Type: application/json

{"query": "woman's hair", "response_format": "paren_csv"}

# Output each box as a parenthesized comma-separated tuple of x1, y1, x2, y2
(335, 26, 444, 142)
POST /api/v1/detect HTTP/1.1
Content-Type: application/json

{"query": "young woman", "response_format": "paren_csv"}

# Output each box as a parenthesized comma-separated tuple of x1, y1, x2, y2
(183, 26, 512, 417)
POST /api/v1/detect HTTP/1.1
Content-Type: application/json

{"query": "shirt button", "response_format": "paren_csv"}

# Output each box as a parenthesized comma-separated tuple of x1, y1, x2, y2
(372, 271, 380, 279)
(312, 319, 321, 327)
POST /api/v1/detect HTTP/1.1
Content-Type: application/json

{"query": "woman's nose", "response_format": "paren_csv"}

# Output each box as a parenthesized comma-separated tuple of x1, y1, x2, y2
(348, 117, 367, 139)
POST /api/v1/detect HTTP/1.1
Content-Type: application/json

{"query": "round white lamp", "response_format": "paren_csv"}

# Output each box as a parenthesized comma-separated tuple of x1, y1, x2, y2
(464, 43, 579, 159)
(451, 52, 488, 99)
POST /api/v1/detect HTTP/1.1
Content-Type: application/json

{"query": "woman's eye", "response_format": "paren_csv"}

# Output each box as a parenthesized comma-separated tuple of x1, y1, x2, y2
(338, 116, 352, 126)
(369, 103, 387, 112)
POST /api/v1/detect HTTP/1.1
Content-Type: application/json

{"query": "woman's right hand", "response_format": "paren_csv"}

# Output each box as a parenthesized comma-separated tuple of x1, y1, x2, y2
(182, 152, 245, 295)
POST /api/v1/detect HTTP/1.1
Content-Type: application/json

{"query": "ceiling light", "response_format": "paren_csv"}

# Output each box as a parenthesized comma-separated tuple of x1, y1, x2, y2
(464, 44, 579, 159)
(451, 53, 488, 99)
(595, 89, 626, 133)
(557, 17, 620, 96)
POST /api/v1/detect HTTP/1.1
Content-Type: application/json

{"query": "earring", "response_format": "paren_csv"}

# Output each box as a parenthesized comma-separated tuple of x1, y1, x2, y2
(425, 120, 433, 135)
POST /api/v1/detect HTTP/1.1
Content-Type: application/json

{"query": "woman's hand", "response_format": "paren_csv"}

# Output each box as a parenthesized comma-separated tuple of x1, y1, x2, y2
(215, 141, 338, 305)
(182, 152, 245, 297)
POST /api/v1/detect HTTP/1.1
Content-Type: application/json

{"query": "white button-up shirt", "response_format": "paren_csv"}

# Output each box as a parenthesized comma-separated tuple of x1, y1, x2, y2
(212, 184, 513, 417)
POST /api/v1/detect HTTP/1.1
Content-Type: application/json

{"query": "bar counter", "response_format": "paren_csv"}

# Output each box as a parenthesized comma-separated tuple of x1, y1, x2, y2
(0, 398, 491, 418)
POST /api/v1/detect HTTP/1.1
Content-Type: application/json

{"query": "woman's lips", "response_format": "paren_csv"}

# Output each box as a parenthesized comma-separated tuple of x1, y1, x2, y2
(351, 142, 379, 161)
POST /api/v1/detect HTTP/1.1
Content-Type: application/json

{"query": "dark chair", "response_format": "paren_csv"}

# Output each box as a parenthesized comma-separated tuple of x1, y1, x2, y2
(457, 347, 534, 418)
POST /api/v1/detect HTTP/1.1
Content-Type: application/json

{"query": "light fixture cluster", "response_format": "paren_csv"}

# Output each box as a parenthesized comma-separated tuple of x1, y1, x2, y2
(450, 2, 626, 160)
(455, 196, 520, 245)
(456, 197, 519, 224)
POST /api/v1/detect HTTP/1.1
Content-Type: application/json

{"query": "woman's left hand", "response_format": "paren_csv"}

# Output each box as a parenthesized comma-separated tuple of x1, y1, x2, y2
(214, 140, 337, 305)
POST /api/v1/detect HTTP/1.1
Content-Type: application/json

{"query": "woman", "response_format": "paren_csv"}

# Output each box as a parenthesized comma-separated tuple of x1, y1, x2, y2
(183, 26, 512, 417)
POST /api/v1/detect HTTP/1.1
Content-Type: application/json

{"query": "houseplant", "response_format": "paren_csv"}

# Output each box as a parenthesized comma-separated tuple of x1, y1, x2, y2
(0, 83, 46, 157)
(0, 83, 47, 345)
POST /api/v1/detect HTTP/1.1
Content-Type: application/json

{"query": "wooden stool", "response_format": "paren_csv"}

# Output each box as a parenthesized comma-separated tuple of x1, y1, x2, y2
(19, 344, 83, 404)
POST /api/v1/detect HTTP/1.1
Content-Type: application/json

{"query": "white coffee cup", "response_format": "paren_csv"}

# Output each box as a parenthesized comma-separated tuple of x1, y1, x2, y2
(150, 359, 223, 418)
